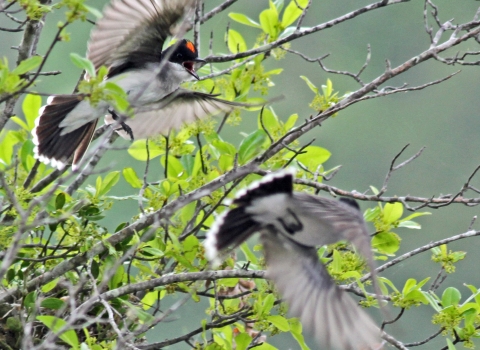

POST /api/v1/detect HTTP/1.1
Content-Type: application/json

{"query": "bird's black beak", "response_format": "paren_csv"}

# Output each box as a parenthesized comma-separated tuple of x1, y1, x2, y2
(183, 58, 207, 80)
(193, 57, 207, 64)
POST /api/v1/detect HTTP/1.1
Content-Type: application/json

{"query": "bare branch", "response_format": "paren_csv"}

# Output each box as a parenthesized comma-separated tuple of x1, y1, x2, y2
(206, 0, 410, 63)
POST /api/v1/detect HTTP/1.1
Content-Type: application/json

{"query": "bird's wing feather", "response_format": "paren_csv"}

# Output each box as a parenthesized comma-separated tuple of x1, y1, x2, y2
(87, 0, 195, 70)
(261, 232, 381, 350)
(110, 90, 252, 139)
(291, 192, 385, 318)
(290, 193, 372, 255)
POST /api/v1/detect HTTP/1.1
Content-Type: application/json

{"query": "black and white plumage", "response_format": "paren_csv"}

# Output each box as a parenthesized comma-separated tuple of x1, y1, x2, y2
(32, 0, 253, 169)
(205, 170, 383, 350)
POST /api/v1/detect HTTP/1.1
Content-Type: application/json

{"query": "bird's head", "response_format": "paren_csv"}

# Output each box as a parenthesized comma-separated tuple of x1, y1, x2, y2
(165, 39, 206, 80)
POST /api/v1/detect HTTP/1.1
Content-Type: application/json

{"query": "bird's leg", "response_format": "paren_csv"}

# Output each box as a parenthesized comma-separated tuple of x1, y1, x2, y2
(108, 108, 134, 141)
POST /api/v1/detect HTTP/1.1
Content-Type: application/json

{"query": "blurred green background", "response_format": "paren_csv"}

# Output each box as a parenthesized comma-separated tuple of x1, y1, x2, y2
(4, 0, 480, 348)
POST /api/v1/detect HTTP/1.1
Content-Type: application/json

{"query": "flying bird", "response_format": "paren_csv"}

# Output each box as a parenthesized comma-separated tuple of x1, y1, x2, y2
(32, 0, 255, 169)
(205, 170, 383, 350)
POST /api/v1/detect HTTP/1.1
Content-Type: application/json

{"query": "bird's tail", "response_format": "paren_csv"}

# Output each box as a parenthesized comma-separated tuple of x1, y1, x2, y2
(232, 170, 294, 205)
(204, 170, 295, 265)
(32, 95, 97, 169)
(204, 206, 259, 266)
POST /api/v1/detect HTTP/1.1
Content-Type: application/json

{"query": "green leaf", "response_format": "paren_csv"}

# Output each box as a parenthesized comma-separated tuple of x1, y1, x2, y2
(24, 291, 37, 309)
(191, 151, 203, 177)
(267, 315, 290, 331)
(22, 94, 42, 130)
(442, 287, 461, 307)
(41, 278, 59, 293)
(462, 307, 477, 327)
(378, 276, 399, 293)
(279, 26, 308, 39)
(128, 139, 164, 161)
(20, 139, 35, 171)
(284, 113, 298, 130)
(264, 68, 284, 76)
(288, 318, 310, 350)
(91, 260, 100, 279)
(259, 8, 279, 39)
(401, 211, 431, 221)
(218, 154, 234, 172)
(300, 75, 319, 94)
(383, 202, 403, 224)
(55, 192, 66, 210)
(236, 332, 252, 350)
(0, 131, 20, 166)
(37, 315, 79, 349)
(331, 249, 342, 274)
(183, 235, 199, 261)
(12, 56, 42, 75)
(105, 82, 129, 112)
(258, 108, 280, 135)
(98, 171, 120, 197)
(123, 167, 143, 188)
(364, 207, 381, 222)
(10, 116, 28, 130)
(402, 278, 417, 294)
(423, 291, 442, 312)
(141, 291, 159, 310)
(41, 298, 66, 310)
(294, 145, 331, 169)
(254, 343, 278, 350)
(240, 242, 258, 265)
(261, 294, 275, 316)
(227, 29, 247, 54)
(70, 53, 95, 78)
(218, 277, 239, 288)
(228, 13, 261, 28)
(141, 247, 165, 257)
(180, 154, 195, 175)
(273, 0, 285, 12)
(238, 130, 267, 164)
(162, 155, 187, 179)
(322, 79, 333, 97)
(104, 81, 127, 96)
(446, 338, 457, 350)
(415, 277, 431, 290)
(464, 284, 480, 306)
(212, 139, 237, 156)
(84, 4, 102, 18)
(269, 0, 279, 14)
(108, 264, 125, 290)
(235, 333, 252, 350)
(403, 290, 429, 304)
(397, 220, 421, 229)
(450, 251, 466, 262)
(180, 201, 196, 224)
(281, 0, 308, 27)
(371, 232, 400, 255)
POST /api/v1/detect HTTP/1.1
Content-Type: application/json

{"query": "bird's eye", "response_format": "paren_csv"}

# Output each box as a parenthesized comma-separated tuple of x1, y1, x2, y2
(177, 53, 182, 58)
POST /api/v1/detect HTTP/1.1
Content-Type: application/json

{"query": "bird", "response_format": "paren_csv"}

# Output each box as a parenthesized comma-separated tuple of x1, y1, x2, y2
(204, 169, 384, 350)
(32, 0, 255, 170)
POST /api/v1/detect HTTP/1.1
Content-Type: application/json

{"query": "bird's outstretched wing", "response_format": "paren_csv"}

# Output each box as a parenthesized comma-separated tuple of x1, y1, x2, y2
(262, 232, 381, 350)
(87, 0, 195, 71)
(107, 90, 258, 139)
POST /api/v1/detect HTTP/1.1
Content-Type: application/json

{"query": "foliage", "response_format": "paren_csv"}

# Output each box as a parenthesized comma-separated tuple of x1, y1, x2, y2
(1, 0, 480, 350)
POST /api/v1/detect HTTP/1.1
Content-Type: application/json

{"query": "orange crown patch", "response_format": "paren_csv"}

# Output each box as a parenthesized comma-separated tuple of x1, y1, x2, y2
(185, 40, 196, 54)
